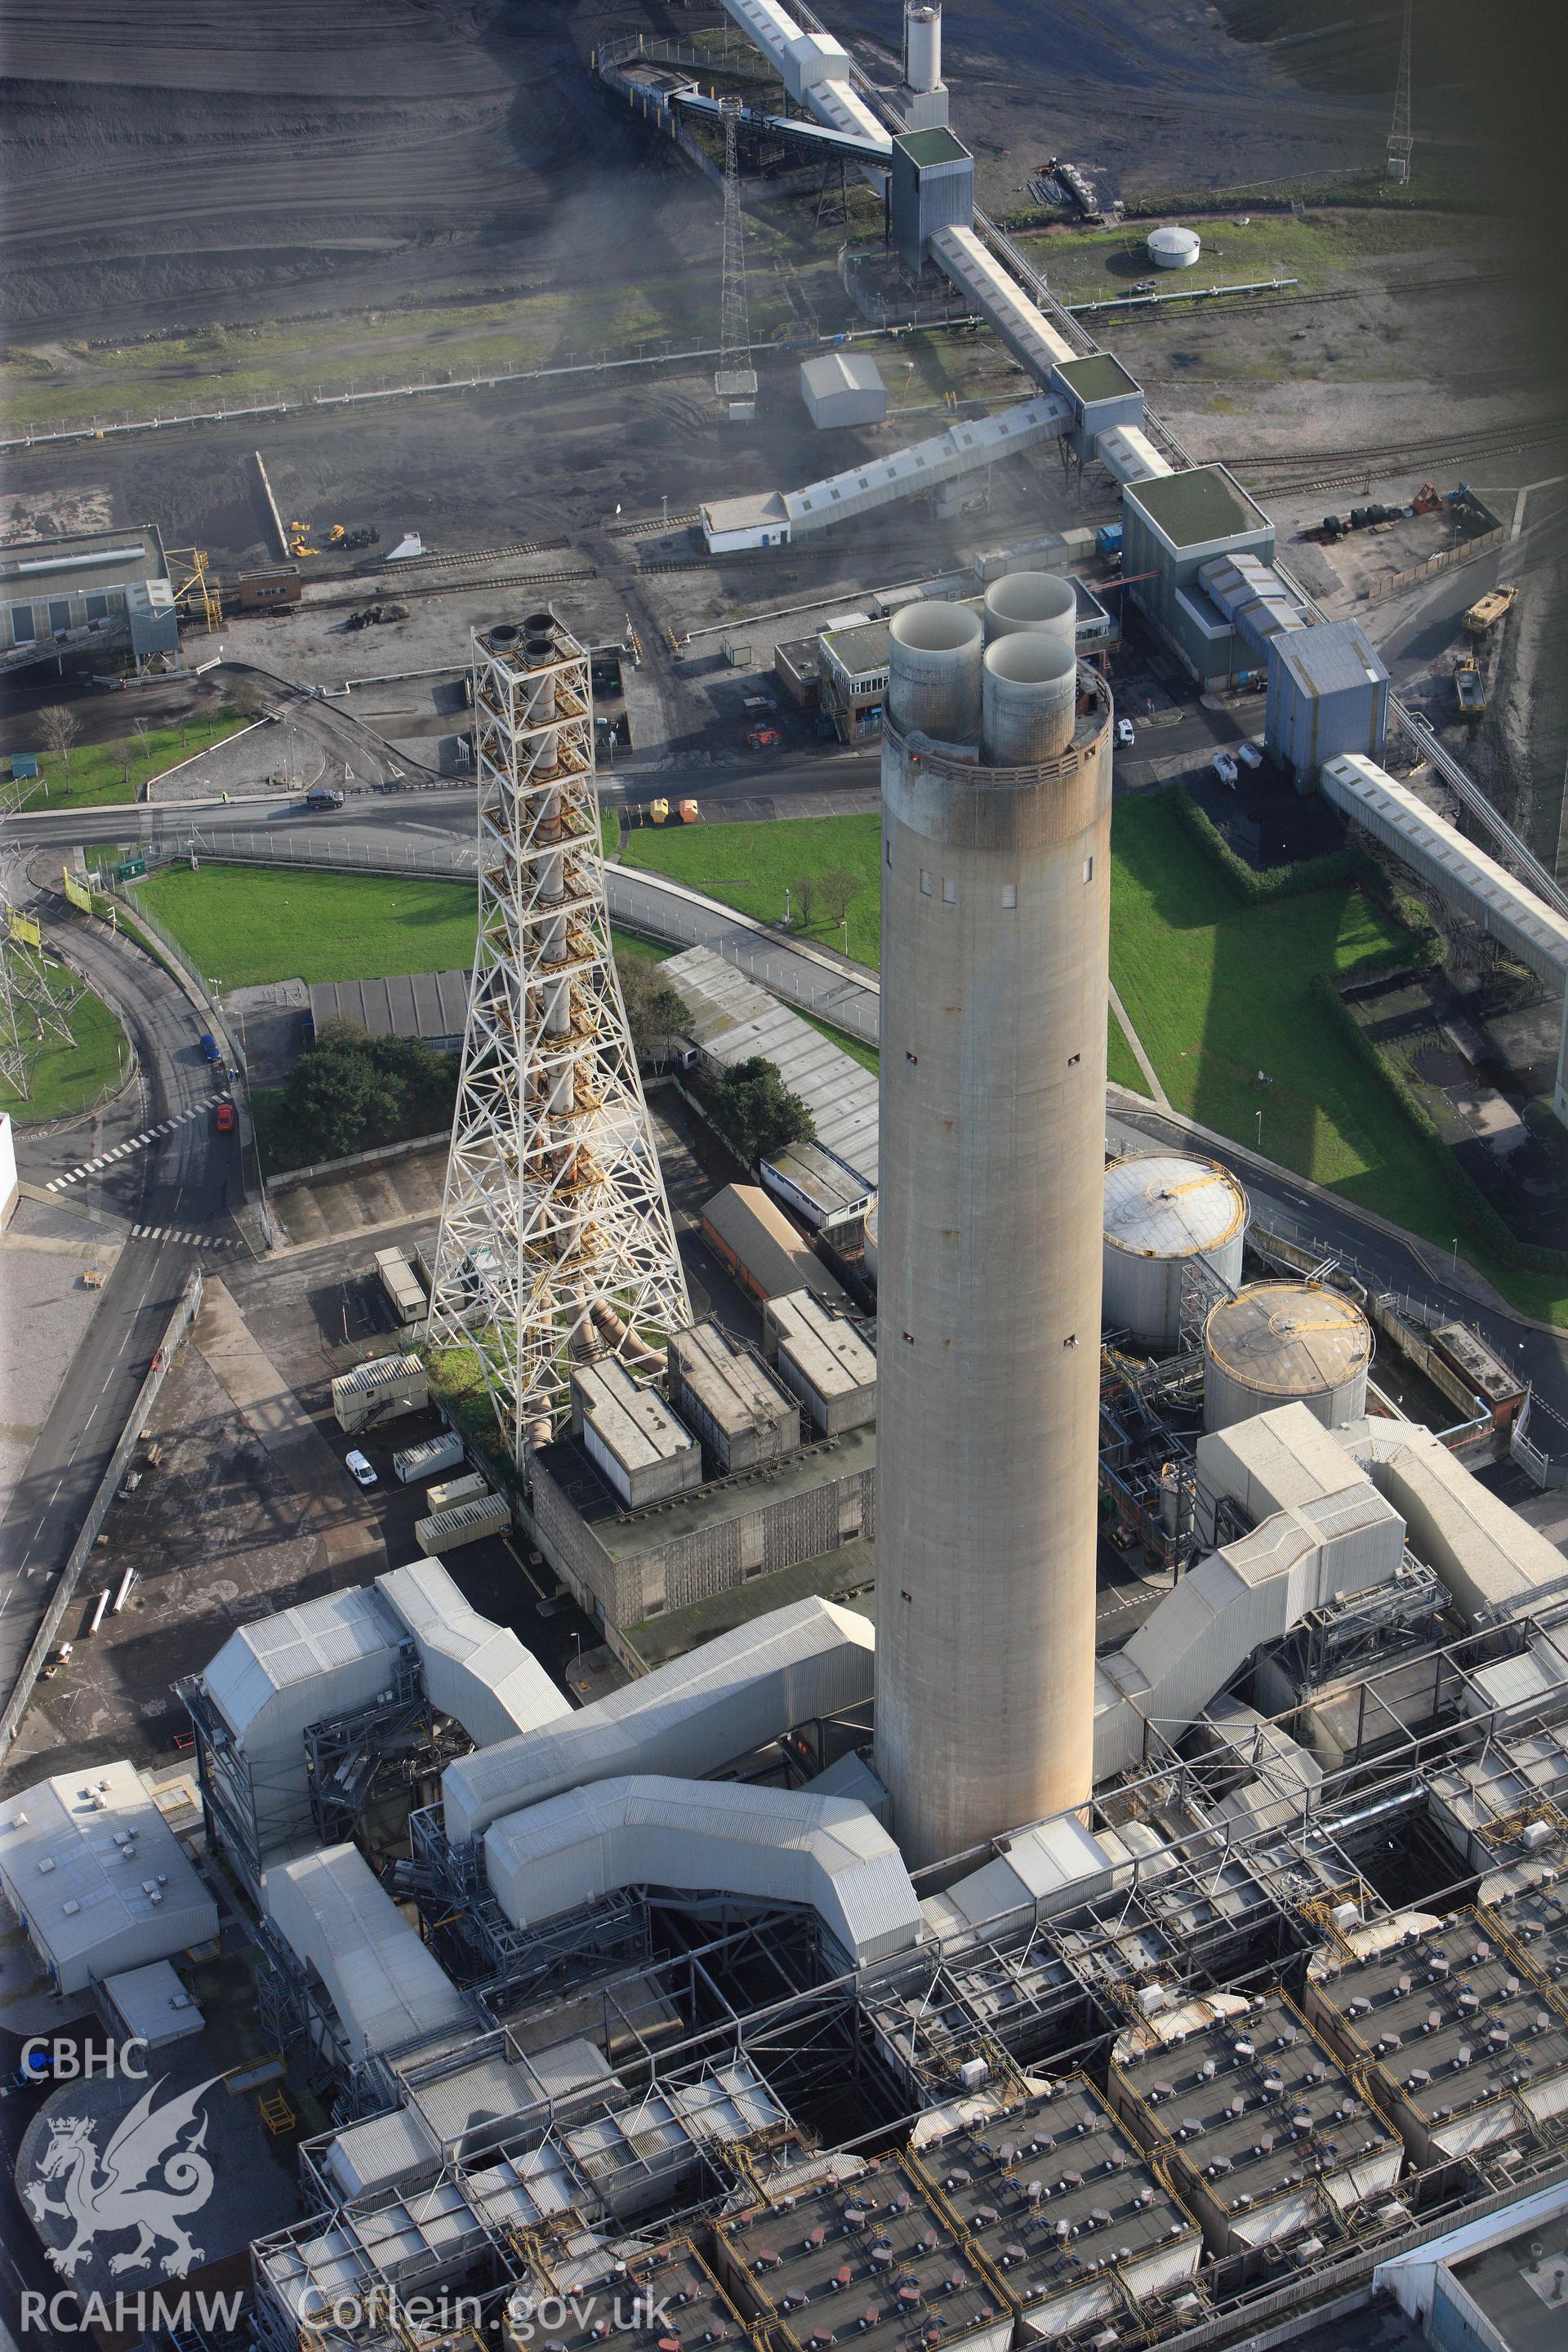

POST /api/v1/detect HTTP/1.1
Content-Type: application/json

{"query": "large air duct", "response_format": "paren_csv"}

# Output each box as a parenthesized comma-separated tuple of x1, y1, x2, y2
(982, 633, 1077, 764)
(982, 568, 1076, 648)
(887, 602, 982, 742)
(875, 646, 1114, 1866)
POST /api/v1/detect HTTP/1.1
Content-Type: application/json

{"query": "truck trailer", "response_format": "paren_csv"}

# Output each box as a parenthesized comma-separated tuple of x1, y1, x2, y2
(392, 1431, 466, 1486)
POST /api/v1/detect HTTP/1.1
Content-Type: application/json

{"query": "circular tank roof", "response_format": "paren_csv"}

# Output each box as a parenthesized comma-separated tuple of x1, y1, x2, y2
(1103, 1154, 1248, 1261)
(1204, 1282, 1371, 1396)
(1147, 225, 1201, 265)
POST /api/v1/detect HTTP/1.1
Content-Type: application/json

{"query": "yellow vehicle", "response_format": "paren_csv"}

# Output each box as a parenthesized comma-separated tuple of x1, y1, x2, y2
(1454, 656, 1486, 715)
(1464, 586, 1517, 636)
(648, 797, 670, 825)
(327, 523, 345, 543)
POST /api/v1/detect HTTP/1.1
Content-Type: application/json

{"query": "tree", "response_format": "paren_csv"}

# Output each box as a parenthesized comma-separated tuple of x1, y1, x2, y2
(38, 705, 78, 789)
(617, 951, 689, 1066)
(706, 1055, 815, 1167)
(791, 873, 819, 929)
(818, 866, 862, 930)
(274, 1022, 457, 1164)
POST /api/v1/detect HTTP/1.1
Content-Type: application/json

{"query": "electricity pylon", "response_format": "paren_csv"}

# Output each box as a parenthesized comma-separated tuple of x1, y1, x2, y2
(1386, 0, 1414, 184)
(425, 614, 689, 1469)
(715, 98, 758, 404)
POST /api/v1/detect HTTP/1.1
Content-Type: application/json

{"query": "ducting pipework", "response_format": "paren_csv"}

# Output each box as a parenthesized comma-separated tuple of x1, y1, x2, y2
(888, 602, 982, 742)
(982, 568, 1077, 648)
(982, 632, 1077, 764)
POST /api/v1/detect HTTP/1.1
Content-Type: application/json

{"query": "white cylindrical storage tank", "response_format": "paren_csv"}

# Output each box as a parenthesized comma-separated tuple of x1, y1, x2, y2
(863, 1192, 878, 1284)
(982, 633, 1076, 765)
(888, 601, 982, 742)
(1148, 225, 1201, 271)
(1102, 1152, 1249, 1351)
(905, 2, 941, 91)
(1202, 1281, 1372, 1433)
(982, 569, 1078, 648)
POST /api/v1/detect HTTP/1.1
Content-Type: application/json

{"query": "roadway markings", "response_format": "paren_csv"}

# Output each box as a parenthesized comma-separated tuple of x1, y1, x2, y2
(130, 1225, 241, 1252)
(46, 1095, 230, 1190)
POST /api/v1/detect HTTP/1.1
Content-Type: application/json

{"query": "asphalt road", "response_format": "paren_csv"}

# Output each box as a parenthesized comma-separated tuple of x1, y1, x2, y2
(0, 905, 243, 1716)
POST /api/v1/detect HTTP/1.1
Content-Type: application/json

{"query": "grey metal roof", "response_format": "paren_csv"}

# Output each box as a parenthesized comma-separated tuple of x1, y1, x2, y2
(310, 970, 470, 1044)
(664, 945, 879, 1180)
(0, 526, 164, 608)
(203, 1585, 403, 1740)
(801, 350, 885, 399)
(0, 1761, 218, 1992)
(264, 1842, 473, 2061)
(1273, 617, 1388, 696)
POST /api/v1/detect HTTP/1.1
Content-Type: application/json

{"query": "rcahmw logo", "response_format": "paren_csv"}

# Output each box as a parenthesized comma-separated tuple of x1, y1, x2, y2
(21, 2074, 220, 2278)
(20, 2291, 246, 2336)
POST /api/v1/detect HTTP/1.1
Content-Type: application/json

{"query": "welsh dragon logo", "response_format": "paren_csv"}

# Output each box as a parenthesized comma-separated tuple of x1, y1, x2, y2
(22, 2076, 220, 2278)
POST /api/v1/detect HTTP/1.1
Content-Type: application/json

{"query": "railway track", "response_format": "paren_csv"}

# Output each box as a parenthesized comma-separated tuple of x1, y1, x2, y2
(1114, 267, 1528, 329)
(298, 566, 598, 612)
(1229, 415, 1568, 492)
(353, 537, 571, 577)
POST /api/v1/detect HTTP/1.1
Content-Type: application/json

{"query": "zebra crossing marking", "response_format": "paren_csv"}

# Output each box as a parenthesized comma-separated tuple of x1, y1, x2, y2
(46, 1092, 232, 1192)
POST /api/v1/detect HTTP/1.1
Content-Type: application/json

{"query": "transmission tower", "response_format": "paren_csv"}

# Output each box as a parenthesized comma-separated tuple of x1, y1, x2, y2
(0, 875, 81, 1102)
(1386, 0, 1414, 184)
(426, 613, 690, 1470)
(715, 98, 758, 408)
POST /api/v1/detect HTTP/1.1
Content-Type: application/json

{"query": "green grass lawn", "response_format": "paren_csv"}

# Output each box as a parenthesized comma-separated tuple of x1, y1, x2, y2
(136, 866, 479, 990)
(623, 812, 884, 964)
(1107, 1007, 1150, 1097)
(1016, 206, 1468, 304)
(1, 981, 127, 1125)
(24, 713, 251, 812)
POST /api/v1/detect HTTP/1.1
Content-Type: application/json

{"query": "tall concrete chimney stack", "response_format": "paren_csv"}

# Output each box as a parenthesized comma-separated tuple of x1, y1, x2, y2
(874, 587, 1113, 1868)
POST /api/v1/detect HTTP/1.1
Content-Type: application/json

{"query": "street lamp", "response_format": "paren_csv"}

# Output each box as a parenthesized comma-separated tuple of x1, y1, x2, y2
(1451, 1237, 1459, 1278)
(1255, 1108, 1263, 1151)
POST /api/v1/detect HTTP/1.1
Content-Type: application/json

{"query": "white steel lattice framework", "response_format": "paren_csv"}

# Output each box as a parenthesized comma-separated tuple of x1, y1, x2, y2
(427, 615, 689, 1466)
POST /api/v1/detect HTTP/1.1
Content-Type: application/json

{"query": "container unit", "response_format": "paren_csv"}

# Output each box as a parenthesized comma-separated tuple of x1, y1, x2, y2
(375, 1245, 426, 1326)
(570, 1356, 702, 1508)
(911, 2076, 1202, 2342)
(425, 1469, 490, 1516)
(713, 2155, 1013, 2352)
(331, 1352, 428, 1434)
(1303, 1909, 1568, 2167)
(762, 1290, 877, 1437)
(415, 1492, 512, 1556)
(1203, 1282, 1371, 1433)
(392, 1430, 466, 1486)
(1108, 1989, 1402, 2259)
(702, 1184, 852, 1311)
(667, 1320, 800, 1474)
(1102, 1152, 1249, 1351)
(760, 1138, 875, 1237)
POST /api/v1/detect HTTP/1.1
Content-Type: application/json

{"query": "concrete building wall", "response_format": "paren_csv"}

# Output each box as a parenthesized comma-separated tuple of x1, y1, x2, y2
(875, 689, 1114, 1865)
(532, 1448, 877, 1632)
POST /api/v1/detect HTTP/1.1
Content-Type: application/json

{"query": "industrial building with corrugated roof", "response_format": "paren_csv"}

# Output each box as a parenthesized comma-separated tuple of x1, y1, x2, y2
(702, 1183, 851, 1308)
(663, 944, 878, 1183)
(0, 1758, 218, 1993)
(800, 349, 887, 427)
(309, 970, 470, 1054)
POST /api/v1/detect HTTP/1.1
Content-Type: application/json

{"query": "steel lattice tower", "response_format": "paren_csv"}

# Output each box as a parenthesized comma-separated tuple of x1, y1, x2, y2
(426, 613, 689, 1468)
(1386, 0, 1414, 183)
(715, 99, 758, 403)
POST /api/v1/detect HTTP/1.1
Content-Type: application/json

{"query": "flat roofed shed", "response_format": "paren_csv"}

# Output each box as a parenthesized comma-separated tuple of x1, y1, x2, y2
(896, 124, 969, 167)
(1054, 352, 1141, 405)
(1125, 464, 1270, 550)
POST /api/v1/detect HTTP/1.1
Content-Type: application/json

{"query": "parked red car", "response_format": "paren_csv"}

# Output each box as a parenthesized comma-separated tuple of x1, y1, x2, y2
(215, 1101, 236, 1134)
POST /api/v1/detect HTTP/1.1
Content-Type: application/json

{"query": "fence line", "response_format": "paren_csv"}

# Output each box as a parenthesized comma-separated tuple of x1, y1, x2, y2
(112, 831, 885, 1048)
(0, 1272, 203, 1755)
(1365, 525, 1505, 602)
